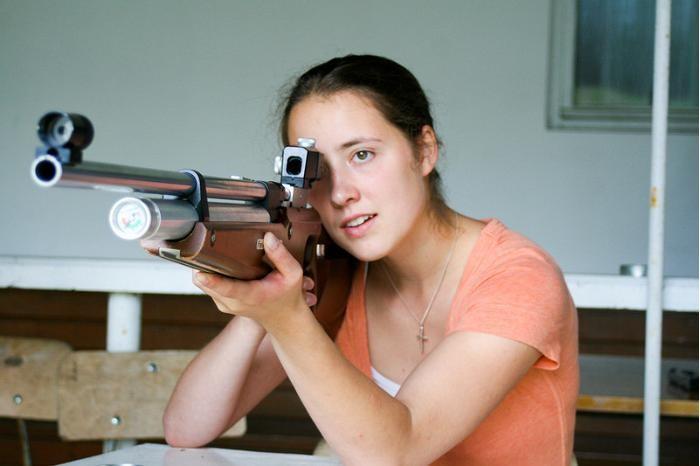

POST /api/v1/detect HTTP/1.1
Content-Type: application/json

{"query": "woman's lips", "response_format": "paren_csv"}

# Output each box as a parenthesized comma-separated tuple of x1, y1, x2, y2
(341, 214, 376, 238)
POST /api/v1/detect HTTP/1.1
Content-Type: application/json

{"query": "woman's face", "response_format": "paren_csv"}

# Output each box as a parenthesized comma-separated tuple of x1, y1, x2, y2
(287, 91, 434, 261)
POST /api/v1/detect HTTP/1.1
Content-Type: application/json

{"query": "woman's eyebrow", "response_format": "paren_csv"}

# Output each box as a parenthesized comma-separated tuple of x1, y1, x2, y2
(337, 137, 382, 151)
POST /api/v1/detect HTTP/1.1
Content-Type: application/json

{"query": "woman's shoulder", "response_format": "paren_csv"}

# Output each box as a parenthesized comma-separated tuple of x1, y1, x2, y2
(456, 218, 572, 312)
(474, 218, 563, 277)
(448, 219, 577, 364)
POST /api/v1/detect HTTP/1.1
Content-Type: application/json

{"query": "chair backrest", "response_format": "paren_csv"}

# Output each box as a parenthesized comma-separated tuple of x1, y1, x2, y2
(0, 336, 72, 420)
(57, 349, 246, 440)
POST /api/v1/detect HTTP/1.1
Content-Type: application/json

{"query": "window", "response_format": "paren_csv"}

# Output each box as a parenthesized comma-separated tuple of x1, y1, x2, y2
(548, 0, 698, 132)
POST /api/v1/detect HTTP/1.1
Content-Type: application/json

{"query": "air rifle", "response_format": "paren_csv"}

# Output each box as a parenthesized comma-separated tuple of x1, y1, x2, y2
(31, 112, 352, 332)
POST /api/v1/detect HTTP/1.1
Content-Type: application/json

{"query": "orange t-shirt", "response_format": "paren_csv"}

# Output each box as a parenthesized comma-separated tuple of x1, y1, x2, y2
(335, 219, 579, 466)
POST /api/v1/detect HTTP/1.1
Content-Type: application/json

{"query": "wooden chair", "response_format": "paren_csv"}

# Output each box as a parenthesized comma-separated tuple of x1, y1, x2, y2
(0, 336, 73, 466)
(57, 350, 246, 441)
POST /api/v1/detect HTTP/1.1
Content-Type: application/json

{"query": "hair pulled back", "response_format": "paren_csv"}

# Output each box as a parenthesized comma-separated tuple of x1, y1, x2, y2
(279, 54, 448, 219)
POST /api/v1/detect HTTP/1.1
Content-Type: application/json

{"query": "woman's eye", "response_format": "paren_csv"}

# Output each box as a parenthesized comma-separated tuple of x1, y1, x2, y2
(352, 150, 374, 163)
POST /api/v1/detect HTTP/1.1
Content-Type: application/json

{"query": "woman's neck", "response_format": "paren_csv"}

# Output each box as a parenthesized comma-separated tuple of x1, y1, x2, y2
(374, 208, 461, 299)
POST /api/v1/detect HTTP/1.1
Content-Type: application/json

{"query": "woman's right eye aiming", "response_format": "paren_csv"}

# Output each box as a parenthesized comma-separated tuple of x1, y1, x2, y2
(352, 150, 374, 163)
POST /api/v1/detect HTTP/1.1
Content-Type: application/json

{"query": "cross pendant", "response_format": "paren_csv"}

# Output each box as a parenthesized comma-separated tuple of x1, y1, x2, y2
(417, 324, 428, 354)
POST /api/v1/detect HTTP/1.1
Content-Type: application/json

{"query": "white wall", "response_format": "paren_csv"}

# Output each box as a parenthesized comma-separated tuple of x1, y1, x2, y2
(0, 0, 697, 277)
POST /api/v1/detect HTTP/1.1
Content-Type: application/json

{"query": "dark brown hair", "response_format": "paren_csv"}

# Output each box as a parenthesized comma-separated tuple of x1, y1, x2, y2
(279, 54, 448, 220)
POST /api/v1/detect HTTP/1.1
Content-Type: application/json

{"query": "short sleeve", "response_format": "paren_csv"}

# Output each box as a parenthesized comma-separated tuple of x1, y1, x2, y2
(447, 245, 573, 370)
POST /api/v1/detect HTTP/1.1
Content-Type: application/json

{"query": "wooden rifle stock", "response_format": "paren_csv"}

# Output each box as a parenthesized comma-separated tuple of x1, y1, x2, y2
(142, 213, 354, 338)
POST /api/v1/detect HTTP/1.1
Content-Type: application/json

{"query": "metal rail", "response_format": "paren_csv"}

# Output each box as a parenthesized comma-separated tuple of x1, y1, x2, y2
(31, 156, 268, 201)
(644, 1, 672, 465)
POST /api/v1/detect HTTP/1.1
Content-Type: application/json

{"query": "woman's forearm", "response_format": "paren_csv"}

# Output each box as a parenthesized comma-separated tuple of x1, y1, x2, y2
(266, 309, 412, 466)
(163, 315, 267, 447)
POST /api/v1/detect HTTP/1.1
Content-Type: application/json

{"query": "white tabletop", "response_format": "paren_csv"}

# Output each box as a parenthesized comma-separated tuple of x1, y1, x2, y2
(58, 443, 341, 466)
(1, 256, 698, 311)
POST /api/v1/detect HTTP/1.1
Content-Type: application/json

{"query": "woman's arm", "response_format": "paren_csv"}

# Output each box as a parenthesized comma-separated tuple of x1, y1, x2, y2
(268, 306, 539, 466)
(162, 314, 286, 447)
(163, 241, 345, 448)
(197, 233, 540, 465)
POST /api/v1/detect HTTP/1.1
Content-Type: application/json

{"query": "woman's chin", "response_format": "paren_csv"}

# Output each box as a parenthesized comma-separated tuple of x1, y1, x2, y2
(341, 244, 386, 263)
(324, 229, 389, 262)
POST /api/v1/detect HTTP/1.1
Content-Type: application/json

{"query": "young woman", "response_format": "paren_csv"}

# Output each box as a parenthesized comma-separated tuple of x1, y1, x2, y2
(163, 55, 579, 466)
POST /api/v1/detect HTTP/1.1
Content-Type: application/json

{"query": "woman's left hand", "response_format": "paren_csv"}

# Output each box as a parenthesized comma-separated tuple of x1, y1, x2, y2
(192, 232, 317, 329)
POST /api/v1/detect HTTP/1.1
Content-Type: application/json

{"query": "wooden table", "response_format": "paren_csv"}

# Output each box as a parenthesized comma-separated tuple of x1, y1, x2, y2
(58, 443, 341, 466)
(578, 354, 698, 417)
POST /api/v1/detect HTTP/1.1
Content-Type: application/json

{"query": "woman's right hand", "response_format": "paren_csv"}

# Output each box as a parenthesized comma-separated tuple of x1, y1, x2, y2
(190, 233, 315, 333)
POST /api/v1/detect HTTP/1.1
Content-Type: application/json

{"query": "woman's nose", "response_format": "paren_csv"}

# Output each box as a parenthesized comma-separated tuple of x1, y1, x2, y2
(330, 172, 359, 208)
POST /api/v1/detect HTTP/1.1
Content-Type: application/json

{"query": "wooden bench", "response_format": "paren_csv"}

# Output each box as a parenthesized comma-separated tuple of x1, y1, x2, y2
(57, 350, 245, 440)
(1, 337, 72, 421)
(577, 354, 698, 417)
(1, 338, 246, 465)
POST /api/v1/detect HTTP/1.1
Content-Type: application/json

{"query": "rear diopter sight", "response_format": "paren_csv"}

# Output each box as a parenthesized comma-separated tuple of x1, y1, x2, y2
(37, 112, 94, 150)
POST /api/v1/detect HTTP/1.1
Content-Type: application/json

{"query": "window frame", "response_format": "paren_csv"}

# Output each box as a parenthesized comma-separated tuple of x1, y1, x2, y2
(547, 0, 698, 133)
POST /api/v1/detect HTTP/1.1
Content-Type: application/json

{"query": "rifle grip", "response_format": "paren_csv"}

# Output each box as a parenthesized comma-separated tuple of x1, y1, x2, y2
(140, 209, 354, 337)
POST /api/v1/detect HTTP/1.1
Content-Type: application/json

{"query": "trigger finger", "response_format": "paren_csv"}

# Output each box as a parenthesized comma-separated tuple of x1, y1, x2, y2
(305, 292, 318, 307)
(302, 276, 315, 291)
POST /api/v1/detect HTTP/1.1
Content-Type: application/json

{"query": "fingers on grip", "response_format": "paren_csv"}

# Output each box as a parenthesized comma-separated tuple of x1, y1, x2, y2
(263, 232, 302, 280)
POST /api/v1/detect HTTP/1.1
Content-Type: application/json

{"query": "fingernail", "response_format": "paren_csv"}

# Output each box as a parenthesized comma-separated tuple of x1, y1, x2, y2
(306, 294, 317, 306)
(195, 272, 209, 286)
(265, 232, 280, 250)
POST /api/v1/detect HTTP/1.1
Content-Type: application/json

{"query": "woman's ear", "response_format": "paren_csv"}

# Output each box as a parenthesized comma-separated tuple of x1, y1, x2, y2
(417, 125, 439, 176)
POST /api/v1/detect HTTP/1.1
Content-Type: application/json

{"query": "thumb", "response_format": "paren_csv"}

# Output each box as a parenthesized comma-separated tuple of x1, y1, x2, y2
(263, 232, 301, 279)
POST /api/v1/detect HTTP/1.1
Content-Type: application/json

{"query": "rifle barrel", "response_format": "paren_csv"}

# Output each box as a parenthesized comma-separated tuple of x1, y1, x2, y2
(31, 155, 268, 201)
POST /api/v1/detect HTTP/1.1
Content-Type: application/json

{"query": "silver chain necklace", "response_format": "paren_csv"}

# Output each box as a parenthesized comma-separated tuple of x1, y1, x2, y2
(380, 214, 460, 354)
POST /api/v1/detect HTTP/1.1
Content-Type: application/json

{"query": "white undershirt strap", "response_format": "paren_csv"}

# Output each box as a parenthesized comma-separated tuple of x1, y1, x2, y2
(371, 365, 401, 397)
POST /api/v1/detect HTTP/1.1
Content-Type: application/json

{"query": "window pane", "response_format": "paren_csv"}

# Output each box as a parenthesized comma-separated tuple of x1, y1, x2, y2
(574, 0, 698, 110)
